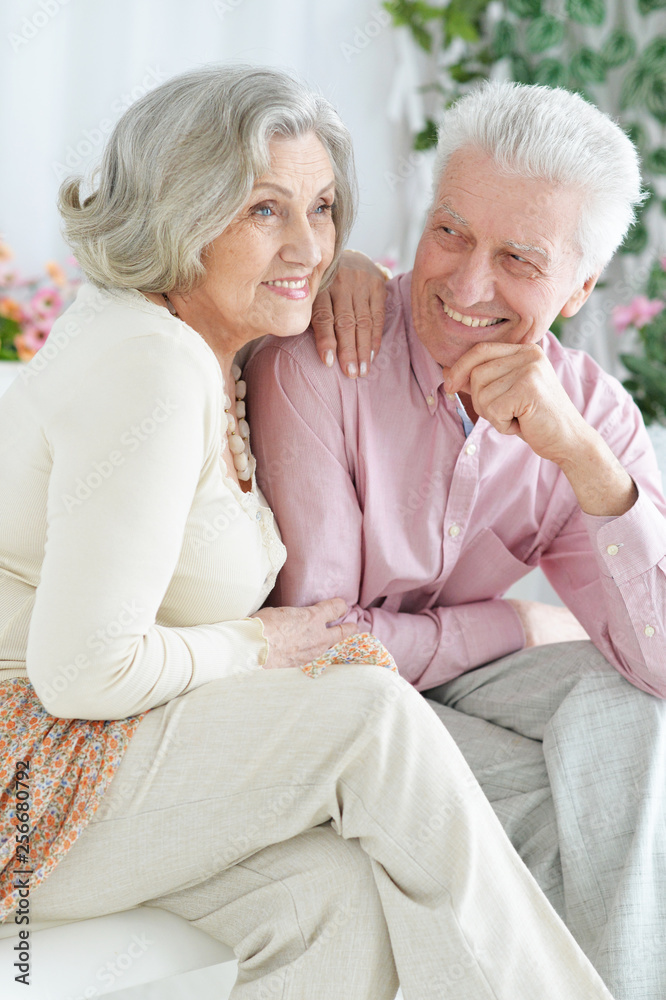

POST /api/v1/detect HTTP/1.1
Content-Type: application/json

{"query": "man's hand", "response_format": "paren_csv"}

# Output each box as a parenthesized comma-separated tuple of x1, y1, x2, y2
(445, 342, 587, 464)
(506, 599, 589, 648)
(445, 341, 638, 516)
(312, 250, 387, 378)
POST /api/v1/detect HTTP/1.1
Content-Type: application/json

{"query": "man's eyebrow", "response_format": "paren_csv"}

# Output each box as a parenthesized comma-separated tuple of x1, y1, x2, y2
(434, 201, 468, 227)
(435, 201, 551, 264)
(251, 180, 335, 199)
(505, 240, 551, 264)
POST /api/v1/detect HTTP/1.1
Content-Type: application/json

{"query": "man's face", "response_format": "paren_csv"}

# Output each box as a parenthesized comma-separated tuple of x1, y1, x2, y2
(411, 147, 597, 372)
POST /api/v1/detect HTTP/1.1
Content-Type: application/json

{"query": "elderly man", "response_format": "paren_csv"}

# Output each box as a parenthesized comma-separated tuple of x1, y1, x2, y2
(246, 82, 666, 1000)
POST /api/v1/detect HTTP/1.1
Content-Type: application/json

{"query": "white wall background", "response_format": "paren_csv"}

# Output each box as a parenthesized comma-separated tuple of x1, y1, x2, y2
(0, 0, 432, 276)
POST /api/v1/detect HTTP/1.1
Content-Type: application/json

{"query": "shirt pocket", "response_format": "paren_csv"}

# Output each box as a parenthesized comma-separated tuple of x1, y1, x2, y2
(436, 527, 532, 606)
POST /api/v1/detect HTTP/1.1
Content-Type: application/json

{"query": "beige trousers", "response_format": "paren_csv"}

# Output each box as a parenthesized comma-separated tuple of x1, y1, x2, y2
(30, 665, 615, 999)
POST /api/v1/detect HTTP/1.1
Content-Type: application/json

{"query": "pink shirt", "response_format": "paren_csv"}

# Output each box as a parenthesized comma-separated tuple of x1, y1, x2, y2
(245, 273, 666, 697)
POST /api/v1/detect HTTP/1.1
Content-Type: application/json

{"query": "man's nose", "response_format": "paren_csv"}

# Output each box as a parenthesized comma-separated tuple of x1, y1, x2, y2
(280, 214, 323, 270)
(446, 250, 495, 308)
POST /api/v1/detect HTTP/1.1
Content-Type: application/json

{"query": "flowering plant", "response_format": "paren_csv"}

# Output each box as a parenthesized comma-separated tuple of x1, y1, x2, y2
(613, 256, 666, 425)
(0, 240, 81, 362)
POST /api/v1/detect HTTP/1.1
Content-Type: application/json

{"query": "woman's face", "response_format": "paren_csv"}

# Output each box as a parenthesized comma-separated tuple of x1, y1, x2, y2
(187, 132, 337, 350)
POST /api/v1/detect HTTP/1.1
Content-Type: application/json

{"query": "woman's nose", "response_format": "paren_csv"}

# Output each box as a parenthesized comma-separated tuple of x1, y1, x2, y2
(280, 214, 323, 269)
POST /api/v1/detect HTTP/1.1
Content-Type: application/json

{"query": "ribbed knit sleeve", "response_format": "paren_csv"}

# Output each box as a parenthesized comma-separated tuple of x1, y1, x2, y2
(25, 331, 268, 721)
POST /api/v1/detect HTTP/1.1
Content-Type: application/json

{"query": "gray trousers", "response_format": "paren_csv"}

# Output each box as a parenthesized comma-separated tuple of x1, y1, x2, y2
(424, 640, 666, 1000)
(29, 663, 614, 1000)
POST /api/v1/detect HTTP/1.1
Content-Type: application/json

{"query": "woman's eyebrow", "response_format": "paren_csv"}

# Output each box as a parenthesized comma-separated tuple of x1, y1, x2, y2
(251, 180, 336, 198)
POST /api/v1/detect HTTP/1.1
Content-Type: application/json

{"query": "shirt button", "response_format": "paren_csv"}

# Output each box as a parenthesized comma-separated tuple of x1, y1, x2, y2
(644, 625, 655, 638)
(445, 392, 456, 401)
(465, 443, 477, 456)
(426, 394, 435, 406)
(448, 524, 461, 538)
(606, 544, 619, 556)
(256, 511, 263, 521)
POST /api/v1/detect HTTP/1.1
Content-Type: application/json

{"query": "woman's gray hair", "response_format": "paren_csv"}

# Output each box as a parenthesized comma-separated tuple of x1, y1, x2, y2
(59, 65, 357, 292)
(432, 81, 644, 283)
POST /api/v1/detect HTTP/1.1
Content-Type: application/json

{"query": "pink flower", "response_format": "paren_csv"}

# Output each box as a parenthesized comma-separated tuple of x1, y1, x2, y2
(15, 326, 51, 361)
(660, 256, 666, 273)
(29, 286, 63, 321)
(612, 295, 665, 334)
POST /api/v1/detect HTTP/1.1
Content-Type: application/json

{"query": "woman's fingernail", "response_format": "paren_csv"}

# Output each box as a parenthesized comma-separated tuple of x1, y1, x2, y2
(347, 362, 358, 377)
(360, 361, 368, 376)
(325, 350, 335, 367)
(370, 350, 375, 363)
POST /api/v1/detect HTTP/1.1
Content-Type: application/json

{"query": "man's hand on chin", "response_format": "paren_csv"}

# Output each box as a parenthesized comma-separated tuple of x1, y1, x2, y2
(506, 599, 590, 648)
(444, 341, 638, 518)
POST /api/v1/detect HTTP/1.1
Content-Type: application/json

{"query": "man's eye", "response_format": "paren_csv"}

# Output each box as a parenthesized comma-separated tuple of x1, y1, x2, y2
(441, 226, 458, 235)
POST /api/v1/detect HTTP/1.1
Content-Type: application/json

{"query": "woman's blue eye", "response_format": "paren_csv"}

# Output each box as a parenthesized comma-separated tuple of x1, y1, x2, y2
(256, 206, 273, 216)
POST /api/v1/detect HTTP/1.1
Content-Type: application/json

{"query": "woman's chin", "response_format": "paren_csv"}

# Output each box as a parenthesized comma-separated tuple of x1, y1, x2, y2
(262, 303, 318, 339)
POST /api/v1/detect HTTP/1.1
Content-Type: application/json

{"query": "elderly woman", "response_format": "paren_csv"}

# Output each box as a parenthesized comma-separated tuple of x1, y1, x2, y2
(0, 67, 616, 1000)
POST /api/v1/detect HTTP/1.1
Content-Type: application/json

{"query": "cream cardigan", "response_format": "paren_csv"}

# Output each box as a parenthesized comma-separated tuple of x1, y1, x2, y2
(0, 284, 285, 720)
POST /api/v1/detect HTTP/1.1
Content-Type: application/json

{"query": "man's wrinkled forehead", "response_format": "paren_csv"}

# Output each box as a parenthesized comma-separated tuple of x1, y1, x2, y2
(432, 197, 554, 268)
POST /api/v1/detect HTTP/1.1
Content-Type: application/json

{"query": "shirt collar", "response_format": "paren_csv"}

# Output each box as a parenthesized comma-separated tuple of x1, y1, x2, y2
(398, 272, 446, 412)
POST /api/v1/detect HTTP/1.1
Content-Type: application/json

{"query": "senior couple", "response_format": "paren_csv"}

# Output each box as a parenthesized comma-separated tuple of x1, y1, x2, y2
(0, 64, 663, 1000)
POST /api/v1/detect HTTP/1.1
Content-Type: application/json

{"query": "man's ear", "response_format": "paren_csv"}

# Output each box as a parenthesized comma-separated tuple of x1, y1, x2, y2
(561, 270, 602, 318)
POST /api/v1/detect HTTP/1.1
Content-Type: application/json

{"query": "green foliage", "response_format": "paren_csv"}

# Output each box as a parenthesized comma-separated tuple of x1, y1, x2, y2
(600, 29, 637, 68)
(492, 19, 516, 58)
(638, 0, 666, 12)
(566, 0, 606, 25)
(620, 63, 653, 111)
(570, 47, 607, 84)
(619, 272, 666, 425)
(647, 260, 666, 299)
(414, 118, 439, 150)
(646, 147, 666, 175)
(620, 220, 650, 254)
(0, 316, 20, 360)
(526, 15, 564, 53)
(623, 121, 647, 151)
(645, 74, 666, 124)
(640, 36, 666, 72)
(512, 54, 534, 83)
(533, 58, 569, 87)
(506, 0, 541, 16)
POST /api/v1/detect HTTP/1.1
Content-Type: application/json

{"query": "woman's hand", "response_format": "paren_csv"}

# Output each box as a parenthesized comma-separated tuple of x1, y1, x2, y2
(252, 598, 358, 670)
(312, 251, 388, 379)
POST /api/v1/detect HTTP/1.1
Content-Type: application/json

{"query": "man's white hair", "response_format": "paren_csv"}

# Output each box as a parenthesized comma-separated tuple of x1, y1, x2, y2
(433, 81, 644, 283)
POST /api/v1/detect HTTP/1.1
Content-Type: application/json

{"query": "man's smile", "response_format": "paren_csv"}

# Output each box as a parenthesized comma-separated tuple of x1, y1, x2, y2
(440, 299, 506, 328)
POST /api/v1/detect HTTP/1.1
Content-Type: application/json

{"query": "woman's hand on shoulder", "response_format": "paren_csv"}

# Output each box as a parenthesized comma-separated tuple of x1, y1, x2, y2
(252, 598, 357, 670)
(311, 250, 388, 380)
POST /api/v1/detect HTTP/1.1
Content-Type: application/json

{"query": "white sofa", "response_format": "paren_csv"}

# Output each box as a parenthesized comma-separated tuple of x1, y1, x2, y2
(0, 907, 237, 999)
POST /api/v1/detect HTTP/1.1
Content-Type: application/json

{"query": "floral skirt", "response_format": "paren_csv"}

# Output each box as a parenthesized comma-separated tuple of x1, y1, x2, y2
(0, 678, 145, 921)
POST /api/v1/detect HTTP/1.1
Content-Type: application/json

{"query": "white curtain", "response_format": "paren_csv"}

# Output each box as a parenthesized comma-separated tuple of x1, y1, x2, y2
(0, 0, 419, 273)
